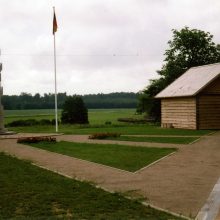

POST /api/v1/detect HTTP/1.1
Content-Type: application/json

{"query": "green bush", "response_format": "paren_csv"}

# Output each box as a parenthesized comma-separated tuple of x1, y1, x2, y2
(61, 96, 89, 124)
(39, 119, 52, 125)
(6, 119, 57, 127)
(6, 119, 38, 127)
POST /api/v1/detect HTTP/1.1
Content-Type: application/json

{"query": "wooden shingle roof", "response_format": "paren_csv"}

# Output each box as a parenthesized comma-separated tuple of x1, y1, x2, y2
(155, 63, 220, 98)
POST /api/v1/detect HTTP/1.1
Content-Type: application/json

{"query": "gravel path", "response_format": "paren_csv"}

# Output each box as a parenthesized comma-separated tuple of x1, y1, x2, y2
(0, 132, 220, 218)
(57, 134, 184, 148)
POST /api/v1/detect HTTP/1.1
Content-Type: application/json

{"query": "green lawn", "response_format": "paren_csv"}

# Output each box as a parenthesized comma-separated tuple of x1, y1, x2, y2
(5, 109, 212, 136)
(4, 109, 60, 124)
(88, 108, 143, 124)
(10, 123, 211, 136)
(5, 108, 141, 125)
(27, 141, 176, 172)
(107, 136, 198, 144)
(0, 153, 183, 220)
(5, 109, 58, 116)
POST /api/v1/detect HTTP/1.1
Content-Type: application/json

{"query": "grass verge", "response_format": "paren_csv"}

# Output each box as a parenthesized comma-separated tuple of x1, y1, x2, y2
(0, 153, 183, 220)
(106, 136, 198, 144)
(9, 124, 212, 136)
(5, 109, 212, 136)
(27, 141, 176, 172)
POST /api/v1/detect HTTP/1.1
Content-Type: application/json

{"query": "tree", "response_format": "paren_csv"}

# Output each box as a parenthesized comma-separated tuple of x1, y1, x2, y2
(61, 96, 88, 124)
(2, 92, 137, 110)
(139, 27, 220, 120)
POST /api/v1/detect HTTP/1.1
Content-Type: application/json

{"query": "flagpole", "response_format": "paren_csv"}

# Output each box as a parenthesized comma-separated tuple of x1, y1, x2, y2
(53, 6, 58, 132)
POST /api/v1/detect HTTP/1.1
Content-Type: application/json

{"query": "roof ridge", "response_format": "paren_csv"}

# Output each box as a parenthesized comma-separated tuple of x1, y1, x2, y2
(155, 63, 220, 98)
(190, 62, 220, 70)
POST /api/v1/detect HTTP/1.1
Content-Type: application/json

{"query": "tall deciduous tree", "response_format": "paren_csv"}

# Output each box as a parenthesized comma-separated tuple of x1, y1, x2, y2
(138, 27, 220, 120)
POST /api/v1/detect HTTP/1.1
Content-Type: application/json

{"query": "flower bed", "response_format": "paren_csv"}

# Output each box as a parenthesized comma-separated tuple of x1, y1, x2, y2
(17, 136, 56, 144)
(89, 132, 121, 139)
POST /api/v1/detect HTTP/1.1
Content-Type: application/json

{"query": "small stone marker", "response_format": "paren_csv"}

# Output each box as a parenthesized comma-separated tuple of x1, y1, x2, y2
(0, 59, 15, 135)
(0, 62, 7, 133)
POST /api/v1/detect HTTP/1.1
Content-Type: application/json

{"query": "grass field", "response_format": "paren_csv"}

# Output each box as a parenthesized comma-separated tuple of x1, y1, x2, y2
(1, 109, 208, 219)
(0, 153, 183, 220)
(5, 109, 212, 136)
(10, 123, 211, 136)
(4, 109, 58, 123)
(5, 109, 142, 125)
(27, 141, 176, 172)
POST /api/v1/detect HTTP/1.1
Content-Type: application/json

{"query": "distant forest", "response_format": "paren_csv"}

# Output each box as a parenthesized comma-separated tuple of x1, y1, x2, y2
(2, 92, 138, 110)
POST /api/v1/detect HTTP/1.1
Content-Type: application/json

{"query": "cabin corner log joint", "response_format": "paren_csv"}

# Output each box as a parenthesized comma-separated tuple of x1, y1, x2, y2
(155, 63, 220, 130)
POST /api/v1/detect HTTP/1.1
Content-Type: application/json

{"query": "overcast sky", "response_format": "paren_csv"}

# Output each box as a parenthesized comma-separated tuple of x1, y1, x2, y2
(0, 0, 220, 95)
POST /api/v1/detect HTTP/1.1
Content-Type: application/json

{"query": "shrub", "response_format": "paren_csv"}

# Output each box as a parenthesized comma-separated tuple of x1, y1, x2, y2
(17, 136, 56, 144)
(61, 96, 89, 124)
(7, 119, 38, 127)
(39, 119, 52, 125)
(89, 132, 121, 139)
(51, 119, 57, 125)
(6, 119, 56, 127)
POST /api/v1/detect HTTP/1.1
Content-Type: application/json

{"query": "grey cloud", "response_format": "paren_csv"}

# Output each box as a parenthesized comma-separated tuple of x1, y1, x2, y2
(0, 0, 219, 95)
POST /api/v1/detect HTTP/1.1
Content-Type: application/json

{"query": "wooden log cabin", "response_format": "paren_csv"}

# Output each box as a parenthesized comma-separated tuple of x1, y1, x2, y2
(155, 63, 220, 129)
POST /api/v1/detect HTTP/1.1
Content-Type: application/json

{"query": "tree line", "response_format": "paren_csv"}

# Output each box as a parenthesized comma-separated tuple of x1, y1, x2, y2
(2, 92, 138, 110)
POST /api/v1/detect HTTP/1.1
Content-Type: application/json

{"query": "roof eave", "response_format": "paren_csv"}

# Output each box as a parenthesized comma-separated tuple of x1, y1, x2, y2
(155, 72, 220, 99)
(155, 94, 195, 99)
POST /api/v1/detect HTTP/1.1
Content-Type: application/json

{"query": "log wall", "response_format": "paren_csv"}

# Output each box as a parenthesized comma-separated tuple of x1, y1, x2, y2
(198, 95, 220, 129)
(161, 98, 197, 129)
(198, 76, 220, 129)
(201, 76, 220, 94)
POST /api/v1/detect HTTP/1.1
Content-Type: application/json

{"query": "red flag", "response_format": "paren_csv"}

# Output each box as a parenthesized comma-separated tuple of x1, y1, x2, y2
(53, 11, 57, 35)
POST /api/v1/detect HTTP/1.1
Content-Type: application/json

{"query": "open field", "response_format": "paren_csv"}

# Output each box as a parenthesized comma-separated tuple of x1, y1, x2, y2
(5, 109, 59, 122)
(9, 123, 211, 136)
(1, 109, 219, 218)
(0, 152, 183, 220)
(5, 109, 142, 124)
(27, 141, 176, 172)
(5, 109, 212, 137)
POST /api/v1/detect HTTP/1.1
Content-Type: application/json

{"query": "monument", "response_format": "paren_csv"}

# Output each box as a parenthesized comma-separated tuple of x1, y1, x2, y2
(0, 62, 7, 134)
(0, 61, 14, 135)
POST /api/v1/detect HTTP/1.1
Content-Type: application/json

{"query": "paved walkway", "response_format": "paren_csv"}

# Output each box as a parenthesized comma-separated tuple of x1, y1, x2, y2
(196, 177, 220, 220)
(0, 132, 220, 219)
(57, 134, 185, 148)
